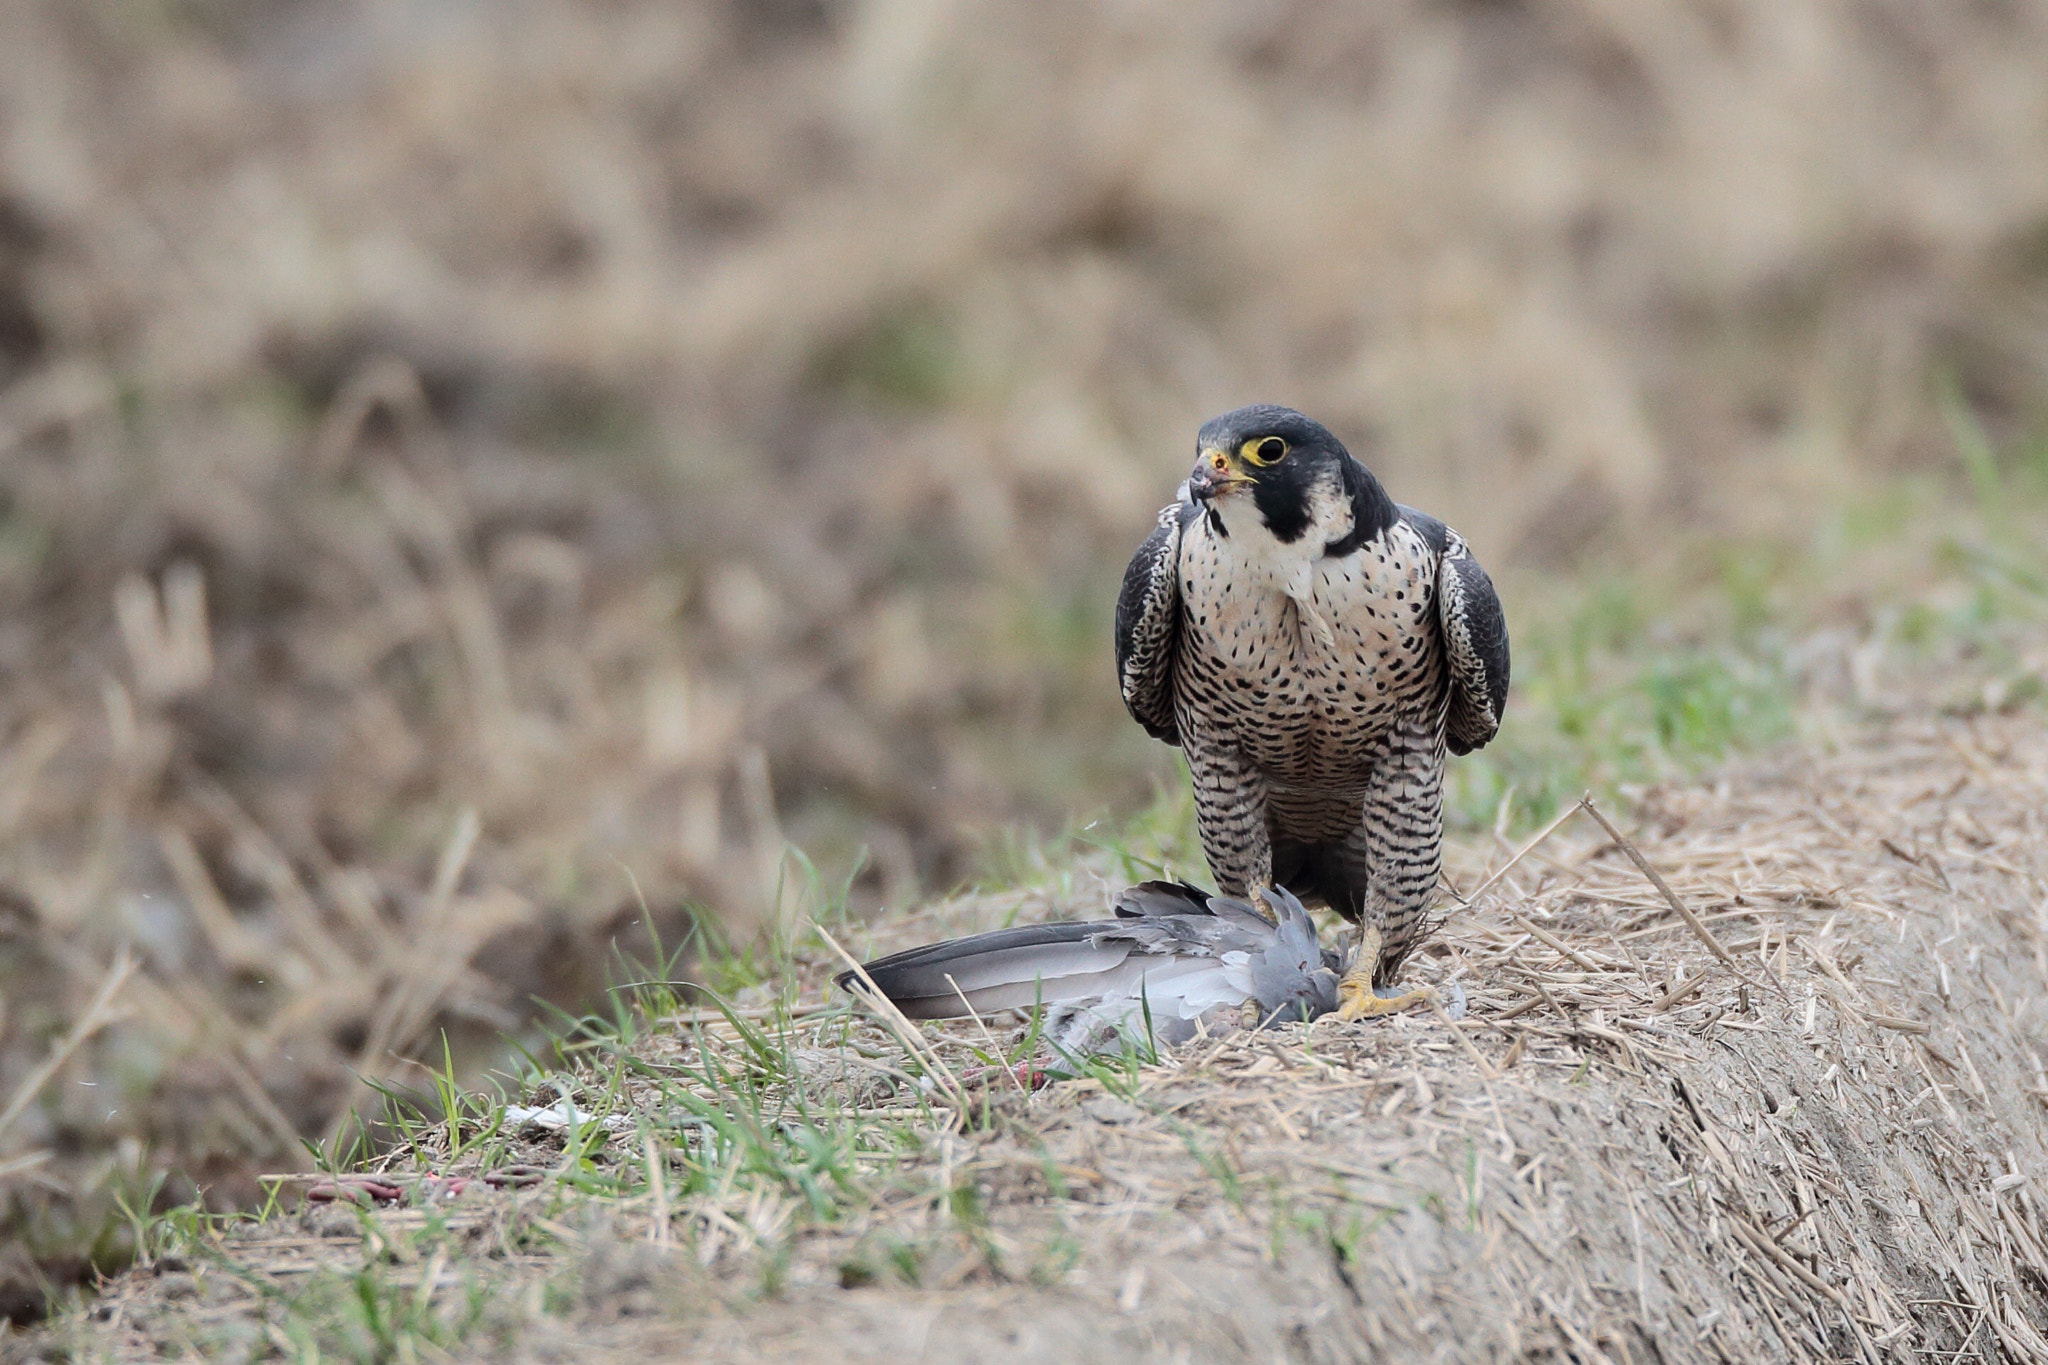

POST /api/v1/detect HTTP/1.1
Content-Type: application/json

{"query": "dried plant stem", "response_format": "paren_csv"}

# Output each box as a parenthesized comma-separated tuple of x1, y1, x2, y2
(645, 1133, 672, 1248)
(0, 1150, 53, 1184)
(1580, 796, 1786, 1001)
(1510, 914, 1605, 974)
(1461, 800, 1586, 905)
(1653, 966, 1713, 1012)
(0, 950, 136, 1148)
(814, 923, 969, 1110)
(946, 974, 1030, 1098)
(1579, 797, 1732, 966)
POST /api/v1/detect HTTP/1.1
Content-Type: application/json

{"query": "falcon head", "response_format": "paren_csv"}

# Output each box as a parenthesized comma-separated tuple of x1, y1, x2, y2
(1186, 405, 1363, 546)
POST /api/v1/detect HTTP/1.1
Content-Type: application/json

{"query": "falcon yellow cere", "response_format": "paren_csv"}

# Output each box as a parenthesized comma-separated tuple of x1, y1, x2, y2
(1114, 405, 1509, 1022)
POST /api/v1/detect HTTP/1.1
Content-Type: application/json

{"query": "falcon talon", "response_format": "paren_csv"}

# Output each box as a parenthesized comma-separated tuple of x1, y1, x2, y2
(1335, 978, 1437, 1022)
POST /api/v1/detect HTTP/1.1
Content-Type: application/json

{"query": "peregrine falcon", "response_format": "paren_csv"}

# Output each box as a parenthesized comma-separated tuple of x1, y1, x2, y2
(840, 883, 1339, 1056)
(1114, 406, 1509, 1021)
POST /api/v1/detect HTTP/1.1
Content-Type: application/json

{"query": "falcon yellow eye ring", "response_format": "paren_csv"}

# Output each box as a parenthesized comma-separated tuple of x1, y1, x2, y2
(1242, 436, 1288, 466)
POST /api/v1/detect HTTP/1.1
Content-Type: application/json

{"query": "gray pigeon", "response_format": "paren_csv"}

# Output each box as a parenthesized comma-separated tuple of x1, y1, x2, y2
(837, 882, 1341, 1057)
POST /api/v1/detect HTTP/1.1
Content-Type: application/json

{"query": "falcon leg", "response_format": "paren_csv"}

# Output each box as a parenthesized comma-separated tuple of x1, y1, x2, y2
(1335, 716, 1447, 1023)
(1186, 741, 1273, 901)
(1335, 924, 1437, 1021)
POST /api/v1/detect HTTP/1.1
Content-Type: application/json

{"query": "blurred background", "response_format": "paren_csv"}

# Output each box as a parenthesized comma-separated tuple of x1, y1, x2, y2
(4, 0, 2048, 1316)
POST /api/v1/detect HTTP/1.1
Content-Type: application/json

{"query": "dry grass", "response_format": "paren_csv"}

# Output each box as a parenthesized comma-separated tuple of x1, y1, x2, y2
(37, 696, 2048, 1362)
(6, 0, 2048, 1322)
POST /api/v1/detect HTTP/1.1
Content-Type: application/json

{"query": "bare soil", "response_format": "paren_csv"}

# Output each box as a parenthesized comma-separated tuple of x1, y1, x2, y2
(36, 704, 2048, 1363)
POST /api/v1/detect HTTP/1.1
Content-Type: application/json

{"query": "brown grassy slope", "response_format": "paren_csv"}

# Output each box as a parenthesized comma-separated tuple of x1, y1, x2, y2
(5, 0, 2048, 1316)
(44, 704, 2048, 1362)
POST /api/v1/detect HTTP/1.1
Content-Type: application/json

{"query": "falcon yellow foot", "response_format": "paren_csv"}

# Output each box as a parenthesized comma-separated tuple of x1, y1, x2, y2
(1334, 923, 1436, 1022)
(1246, 883, 1279, 924)
(1335, 971, 1437, 1022)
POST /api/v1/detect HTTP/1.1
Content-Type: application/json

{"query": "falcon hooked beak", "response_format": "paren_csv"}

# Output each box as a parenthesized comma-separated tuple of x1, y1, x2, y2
(1186, 445, 1256, 501)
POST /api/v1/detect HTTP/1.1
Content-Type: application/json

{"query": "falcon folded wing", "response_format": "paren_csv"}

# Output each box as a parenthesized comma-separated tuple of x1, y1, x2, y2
(1113, 498, 1197, 745)
(1401, 508, 1510, 756)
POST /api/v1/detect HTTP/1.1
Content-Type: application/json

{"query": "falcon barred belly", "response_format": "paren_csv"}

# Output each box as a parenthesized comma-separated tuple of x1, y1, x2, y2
(1114, 406, 1509, 1022)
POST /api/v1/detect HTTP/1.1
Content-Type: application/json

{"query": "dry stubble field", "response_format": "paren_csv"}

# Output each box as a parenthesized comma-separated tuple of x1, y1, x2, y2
(37, 670, 2048, 1362)
(7, 0, 2048, 1347)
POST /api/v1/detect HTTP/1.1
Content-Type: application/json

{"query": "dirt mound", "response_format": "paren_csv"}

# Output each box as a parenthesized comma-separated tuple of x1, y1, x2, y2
(39, 706, 2048, 1360)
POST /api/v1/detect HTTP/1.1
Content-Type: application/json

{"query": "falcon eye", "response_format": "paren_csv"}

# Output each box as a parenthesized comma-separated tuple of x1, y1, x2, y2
(1243, 436, 1288, 466)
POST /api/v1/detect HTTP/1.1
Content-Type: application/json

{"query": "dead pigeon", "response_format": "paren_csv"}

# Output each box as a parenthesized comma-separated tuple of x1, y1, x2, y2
(837, 882, 1341, 1057)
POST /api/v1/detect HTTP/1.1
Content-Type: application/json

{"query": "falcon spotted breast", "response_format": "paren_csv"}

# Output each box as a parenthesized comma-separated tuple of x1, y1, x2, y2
(1114, 406, 1509, 1021)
